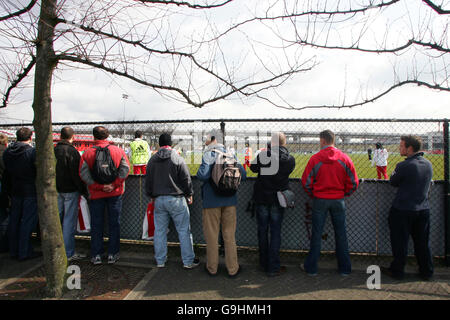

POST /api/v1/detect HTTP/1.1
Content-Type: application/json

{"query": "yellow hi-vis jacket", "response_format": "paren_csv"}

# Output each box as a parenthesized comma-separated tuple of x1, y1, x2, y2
(130, 139, 150, 165)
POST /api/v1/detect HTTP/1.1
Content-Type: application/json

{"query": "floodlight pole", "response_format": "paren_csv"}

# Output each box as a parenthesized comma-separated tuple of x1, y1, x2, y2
(122, 94, 128, 147)
(220, 121, 226, 145)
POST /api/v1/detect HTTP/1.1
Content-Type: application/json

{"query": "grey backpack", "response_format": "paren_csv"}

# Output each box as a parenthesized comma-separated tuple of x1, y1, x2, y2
(210, 149, 242, 196)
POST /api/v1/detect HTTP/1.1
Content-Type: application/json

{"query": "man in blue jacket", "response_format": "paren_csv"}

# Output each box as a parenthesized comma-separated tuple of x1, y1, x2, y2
(196, 131, 246, 277)
(2, 127, 41, 261)
(382, 135, 434, 281)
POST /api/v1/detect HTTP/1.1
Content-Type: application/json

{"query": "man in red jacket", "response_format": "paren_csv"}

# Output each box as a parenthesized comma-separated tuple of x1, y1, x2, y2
(300, 130, 358, 276)
(79, 126, 130, 265)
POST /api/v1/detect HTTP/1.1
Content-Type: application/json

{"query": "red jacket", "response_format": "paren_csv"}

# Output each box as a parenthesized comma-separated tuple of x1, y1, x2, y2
(301, 146, 359, 199)
(79, 140, 130, 200)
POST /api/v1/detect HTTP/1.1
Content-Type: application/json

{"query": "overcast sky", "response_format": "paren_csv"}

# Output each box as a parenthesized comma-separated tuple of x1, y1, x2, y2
(0, 0, 449, 124)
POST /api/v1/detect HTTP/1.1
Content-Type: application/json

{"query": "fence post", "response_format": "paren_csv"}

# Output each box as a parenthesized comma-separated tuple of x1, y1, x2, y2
(220, 121, 226, 145)
(444, 119, 450, 266)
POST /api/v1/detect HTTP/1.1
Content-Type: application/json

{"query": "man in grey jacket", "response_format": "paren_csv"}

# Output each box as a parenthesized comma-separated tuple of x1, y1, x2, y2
(144, 133, 199, 269)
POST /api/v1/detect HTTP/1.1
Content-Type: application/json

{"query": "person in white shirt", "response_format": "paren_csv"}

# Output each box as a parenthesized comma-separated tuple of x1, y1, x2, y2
(371, 142, 389, 179)
(226, 145, 236, 157)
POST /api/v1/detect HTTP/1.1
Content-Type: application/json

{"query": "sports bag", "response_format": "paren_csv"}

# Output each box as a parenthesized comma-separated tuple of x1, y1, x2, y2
(77, 195, 91, 233)
(210, 149, 242, 196)
(142, 200, 155, 240)
(91, 145, 118, 184)
(277, 189, 295, 208)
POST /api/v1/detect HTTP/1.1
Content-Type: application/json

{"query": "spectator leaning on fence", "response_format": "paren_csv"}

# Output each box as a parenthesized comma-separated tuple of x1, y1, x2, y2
(2, 127, 41, 261)
(54, 127, 88, 261)
(79, 126, 130, 265)
(0, 133, 8, 253)
(0, 134, 8, 215)
(250, 132, 295, 277)
(196, 131, 246, 278)
(300, 129, 359, 276)
(381, 135, 434, 281)
(0, 133, 7, 181)
(371, 142, 389, 179)
(129, 130, 151, 175)
(144, 133, 199, 269)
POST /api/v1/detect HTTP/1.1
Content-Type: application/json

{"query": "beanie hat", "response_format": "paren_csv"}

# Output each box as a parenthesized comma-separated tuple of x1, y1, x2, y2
(159, 133, 172, 147)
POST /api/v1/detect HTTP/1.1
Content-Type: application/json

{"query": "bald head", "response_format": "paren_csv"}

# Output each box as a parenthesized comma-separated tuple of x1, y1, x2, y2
(272, 132, 287, 147)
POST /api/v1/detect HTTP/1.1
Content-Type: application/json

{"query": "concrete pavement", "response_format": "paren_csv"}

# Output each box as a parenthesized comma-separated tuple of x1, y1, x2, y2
(1, 241, 449, 300)
(122, 246, 450, 300)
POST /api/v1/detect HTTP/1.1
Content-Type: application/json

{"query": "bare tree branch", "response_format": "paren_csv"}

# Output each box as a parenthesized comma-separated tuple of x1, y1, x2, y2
(56, 53, 305, 108)
(261, 80, 450, 111)
(55, 16, 316, 102)
(422, 0, 450, 14)
(1, 55, 36, 108)
(0, 0, 38, 22)
(295, 38, 449, 54)
(205, 0, 401, 42)
(55, 17, 240, 89)
(136, 0, 234, 9)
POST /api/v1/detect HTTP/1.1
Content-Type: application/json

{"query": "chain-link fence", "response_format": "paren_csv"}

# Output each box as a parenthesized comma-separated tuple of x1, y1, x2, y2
(1, 119, 449, 262)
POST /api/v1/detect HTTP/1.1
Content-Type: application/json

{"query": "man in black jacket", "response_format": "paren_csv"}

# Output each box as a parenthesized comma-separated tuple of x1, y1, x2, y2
(3, 127, 40, 261)
(0, 133, 9, 253)
(144, 133, 199, 269)
(250, 132, 295, 277)
(54, 127, 87, 261)
(382, 135, 434, 281)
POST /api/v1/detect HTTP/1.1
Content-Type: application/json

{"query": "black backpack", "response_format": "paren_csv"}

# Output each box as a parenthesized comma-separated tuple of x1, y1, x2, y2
(210, 149, 242, 196)
(91, 146, 118, 184)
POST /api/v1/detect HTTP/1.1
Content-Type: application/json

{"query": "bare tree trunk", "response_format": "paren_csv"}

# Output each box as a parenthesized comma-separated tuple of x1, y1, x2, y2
(32, 0, 67, 298)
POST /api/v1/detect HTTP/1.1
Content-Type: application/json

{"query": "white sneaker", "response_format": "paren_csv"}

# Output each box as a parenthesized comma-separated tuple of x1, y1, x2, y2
(108, 253, 120, 264)
(183, 258, 200, 270)
(68, 252, 87, 262)
(91, 255, 102, 265)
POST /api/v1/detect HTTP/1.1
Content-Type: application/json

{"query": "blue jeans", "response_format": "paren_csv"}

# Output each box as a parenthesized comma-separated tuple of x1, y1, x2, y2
(153, 196, 195, 266)
(89, 195, 122, 257)
(7, 196, 38, 259)
(304, 198, 351, 274)
(58, 192, 80, 258)
(388, 207, 433, 278)
(256, 204, 284, 273)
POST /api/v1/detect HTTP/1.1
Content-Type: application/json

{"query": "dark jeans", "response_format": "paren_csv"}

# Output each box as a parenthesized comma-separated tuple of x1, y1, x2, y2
(7, 196, 38, 259)
(304, 198, 351, 274)
(89, 195, 122, 257)
(256, 204, 284, 273)
(388, 207, 434, 278)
